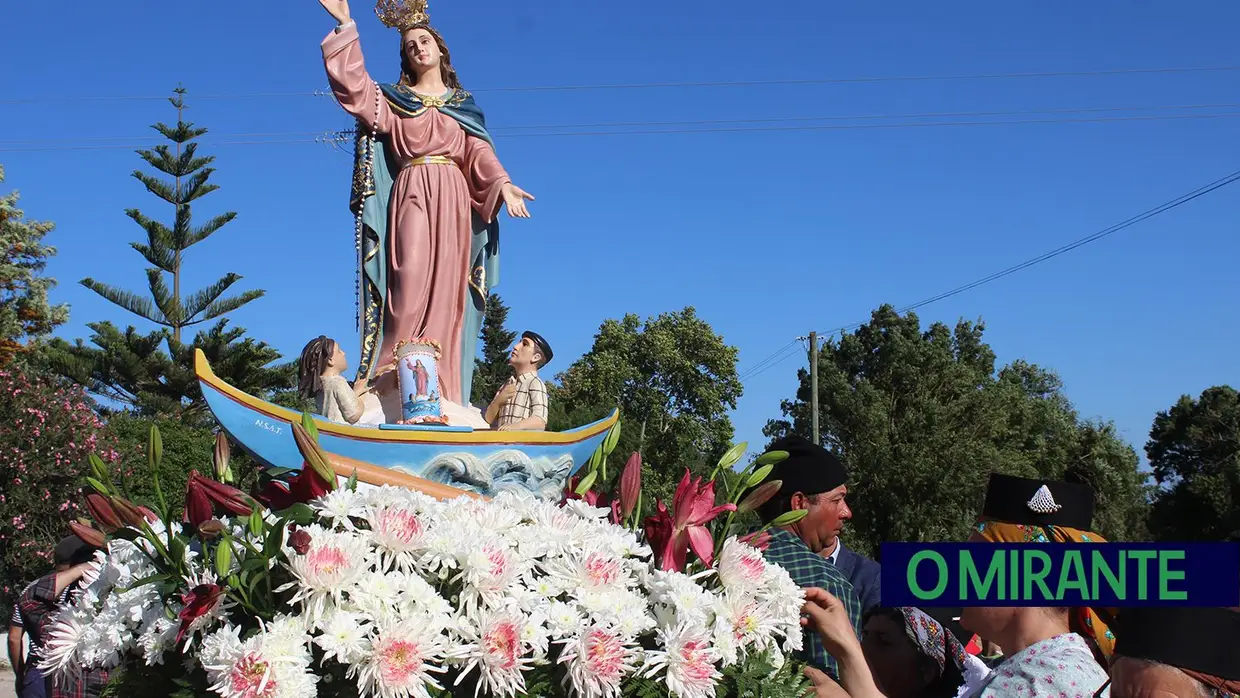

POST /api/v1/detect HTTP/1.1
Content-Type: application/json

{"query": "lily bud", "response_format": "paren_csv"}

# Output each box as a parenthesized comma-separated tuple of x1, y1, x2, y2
(69, 521, 106, 549)
(213, 432, 232, 483)
(197, 519, 227, 539)
(184, 472, 213, 531)
(85, 494, 122, 532)
(737, 479, 782, 514)
(292, 423, 336, 493)
(288, 527, 312, 555)
(108, 496, 147, 528)
(189, 473, 254, 517)
(618, 452, 642, 520)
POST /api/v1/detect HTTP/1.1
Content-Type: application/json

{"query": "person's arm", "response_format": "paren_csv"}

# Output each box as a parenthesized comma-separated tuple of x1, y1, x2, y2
(485, 380, 516, 426)
(7, 619, 23, 682)
(318, 0, 395, 135)
(801, 587, 886, 698)
(334, 380, 364, 424)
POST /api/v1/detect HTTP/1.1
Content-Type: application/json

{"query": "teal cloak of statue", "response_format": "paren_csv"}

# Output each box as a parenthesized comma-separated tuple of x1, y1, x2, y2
(348, 85, 500, 404)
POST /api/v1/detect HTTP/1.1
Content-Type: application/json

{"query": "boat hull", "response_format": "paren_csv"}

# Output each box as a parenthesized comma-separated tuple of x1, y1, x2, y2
(195, 350, 618, 499)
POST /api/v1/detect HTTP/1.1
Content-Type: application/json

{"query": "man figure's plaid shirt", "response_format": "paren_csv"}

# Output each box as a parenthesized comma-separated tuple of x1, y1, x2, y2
(495, 372, 548, 429)
(760, 528, 864, 680)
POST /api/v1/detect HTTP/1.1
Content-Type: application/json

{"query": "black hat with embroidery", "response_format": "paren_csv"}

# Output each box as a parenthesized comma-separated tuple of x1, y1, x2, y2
(522, 331, 553, 367)
(980, 473, 1095, 530)
(753, 435, 849, 522)
(53, 534, 97, 567)
(1114, 607, 1240, 682)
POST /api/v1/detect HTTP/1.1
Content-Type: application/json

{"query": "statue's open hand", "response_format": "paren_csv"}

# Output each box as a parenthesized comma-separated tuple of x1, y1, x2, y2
(502, 183, 535, 219)
(318, 0, 352, 24)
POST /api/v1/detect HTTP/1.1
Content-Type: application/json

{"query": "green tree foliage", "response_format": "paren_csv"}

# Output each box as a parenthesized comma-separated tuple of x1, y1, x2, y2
(1145, 385, 1240, 541)
(0, 368, 121, 609)
(39, 88, 295, 418)
(0, 165, 68, 366)
(552, 307, 742, 502)
(105, 412, 219, 514)
(80, 88, 261, 342)
(764, 305, 1148, 556)
(470, 293, 517, 407)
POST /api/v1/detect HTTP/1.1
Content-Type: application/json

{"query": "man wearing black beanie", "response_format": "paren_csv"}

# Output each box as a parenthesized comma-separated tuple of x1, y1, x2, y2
(755, 435, 882, 616)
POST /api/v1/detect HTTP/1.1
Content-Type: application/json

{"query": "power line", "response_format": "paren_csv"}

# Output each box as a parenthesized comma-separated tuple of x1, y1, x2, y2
(5, 102, 1236, 147)
(739, 167, 1240, 382)
(5, 110, 1239, 153)
(2, 65, 1238, 104)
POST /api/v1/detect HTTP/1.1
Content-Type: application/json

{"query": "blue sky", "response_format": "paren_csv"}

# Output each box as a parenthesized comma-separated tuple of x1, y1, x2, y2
(2, 1, 1237, 466)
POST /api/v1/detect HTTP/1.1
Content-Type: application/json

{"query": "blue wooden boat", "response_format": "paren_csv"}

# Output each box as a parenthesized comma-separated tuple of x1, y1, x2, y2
(195, 349, 619, 499)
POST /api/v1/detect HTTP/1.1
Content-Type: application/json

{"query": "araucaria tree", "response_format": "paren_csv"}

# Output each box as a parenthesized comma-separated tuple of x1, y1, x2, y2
(470, 293, 517, 406)
(44, 88, 294, 417)
(0, 164, 68, 365)
(81, 87, 262, 341)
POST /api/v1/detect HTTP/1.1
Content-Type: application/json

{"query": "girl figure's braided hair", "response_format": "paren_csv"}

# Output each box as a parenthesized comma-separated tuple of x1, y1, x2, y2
(297, 335, 338, 400)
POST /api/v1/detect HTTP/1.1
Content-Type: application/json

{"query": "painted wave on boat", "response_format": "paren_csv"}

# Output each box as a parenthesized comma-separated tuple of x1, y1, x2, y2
(397, 450, 575, 499)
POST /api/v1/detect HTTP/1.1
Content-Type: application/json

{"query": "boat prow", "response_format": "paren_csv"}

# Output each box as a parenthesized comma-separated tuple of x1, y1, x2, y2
(195, 349, 619, 499)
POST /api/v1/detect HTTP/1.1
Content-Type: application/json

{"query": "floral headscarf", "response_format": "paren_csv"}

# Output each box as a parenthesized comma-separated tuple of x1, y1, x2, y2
(973, 519, 1116, 660)
(899, 607, 991, 698)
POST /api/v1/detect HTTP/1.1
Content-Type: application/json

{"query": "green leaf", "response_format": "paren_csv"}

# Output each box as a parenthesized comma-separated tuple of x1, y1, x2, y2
(116, 573, 171, 593)
(717, 442, 748, 471)
(215, 542, 233, 578)
(745, 464, 774, 488)
(279, 503, 315, 526)
(300, 412, 319, 442)
(169, 535, 186, 567)
(85, 476, 110, 495)
(586, 444, 604, 474)
(755, 449, 789, 467)
(262, 467, 297, 479)
(602, 422, 622, 456)
(574, 469, 598, 496)
(347, 469, 358, 492)
(263, 524, 285, 558)
(768, 509, 809, 528)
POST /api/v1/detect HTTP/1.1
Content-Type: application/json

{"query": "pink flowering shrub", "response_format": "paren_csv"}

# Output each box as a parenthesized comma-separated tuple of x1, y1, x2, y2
(0, 369, 120, 609)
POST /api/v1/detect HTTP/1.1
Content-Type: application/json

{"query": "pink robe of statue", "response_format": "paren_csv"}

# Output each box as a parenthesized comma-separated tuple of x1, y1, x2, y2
(322, 25, 510, 406)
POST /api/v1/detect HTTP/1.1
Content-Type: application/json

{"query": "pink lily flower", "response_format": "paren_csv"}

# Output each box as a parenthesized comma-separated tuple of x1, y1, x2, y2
(645, 469, 735, 571)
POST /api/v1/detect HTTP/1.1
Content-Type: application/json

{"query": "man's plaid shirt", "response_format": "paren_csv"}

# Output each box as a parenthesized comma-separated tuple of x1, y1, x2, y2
(760, 528, 864, 680)
(19, 573, 108, 698)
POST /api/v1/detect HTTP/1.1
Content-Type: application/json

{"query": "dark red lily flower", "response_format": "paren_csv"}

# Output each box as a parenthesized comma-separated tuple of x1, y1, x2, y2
(618, 452, 642, 521)
(288, 462, 332, 504)
(642, 470, 735, 571)
(643, 500, 675, 568)
(176, 584, 224, 645)
(68, 521, 106, 550)
(108, 496, 147, 528)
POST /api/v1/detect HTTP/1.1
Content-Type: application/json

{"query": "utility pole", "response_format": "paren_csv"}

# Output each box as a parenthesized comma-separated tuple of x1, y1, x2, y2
(809, 331, 820, 445)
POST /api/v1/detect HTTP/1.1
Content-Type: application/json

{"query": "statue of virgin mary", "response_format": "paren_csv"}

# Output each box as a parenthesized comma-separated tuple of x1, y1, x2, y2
(317, 0, 535, 424)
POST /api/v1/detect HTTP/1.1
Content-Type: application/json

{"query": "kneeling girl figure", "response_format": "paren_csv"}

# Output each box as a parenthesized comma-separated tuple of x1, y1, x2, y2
(298, 335, 373, 425)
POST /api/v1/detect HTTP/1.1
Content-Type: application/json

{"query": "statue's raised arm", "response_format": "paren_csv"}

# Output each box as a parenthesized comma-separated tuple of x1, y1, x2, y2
(321, 0, 533, 426)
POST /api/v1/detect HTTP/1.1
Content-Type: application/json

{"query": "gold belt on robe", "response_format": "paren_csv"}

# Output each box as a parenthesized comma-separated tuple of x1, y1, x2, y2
(402, 154, 454, 168)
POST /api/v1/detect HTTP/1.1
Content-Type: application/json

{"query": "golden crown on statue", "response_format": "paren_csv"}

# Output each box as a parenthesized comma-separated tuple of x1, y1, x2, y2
(375, 0, 430, 30)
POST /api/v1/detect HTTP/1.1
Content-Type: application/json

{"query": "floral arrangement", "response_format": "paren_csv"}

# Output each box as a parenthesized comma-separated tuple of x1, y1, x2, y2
(43, 416, 812, 698)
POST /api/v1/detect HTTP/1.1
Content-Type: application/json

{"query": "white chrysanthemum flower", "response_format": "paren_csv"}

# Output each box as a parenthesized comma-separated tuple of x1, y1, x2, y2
(137, 615, 179, 666)
(280, 526, 370, 624)
(646, 570, 719, 633)
(366, 504, 429, 571)
(313, 487, 366, 530)
(199, 620, 317, 698)
(447, 608, 535, 698)
(716, 538, 768, 592)
(314, 609, 371, 665)
(711, 593, 781, 666)
(557, 626, 639, 698)
(545, 600, 585, 640)
(642, 622, 722, 698)
(354, 619, 449, 698)
(454, 542, 524, 614)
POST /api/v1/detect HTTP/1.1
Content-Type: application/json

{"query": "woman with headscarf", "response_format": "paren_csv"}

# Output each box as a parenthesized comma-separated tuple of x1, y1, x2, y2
(800, 589, 990, 698)
(960, 474, 1111, 698)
